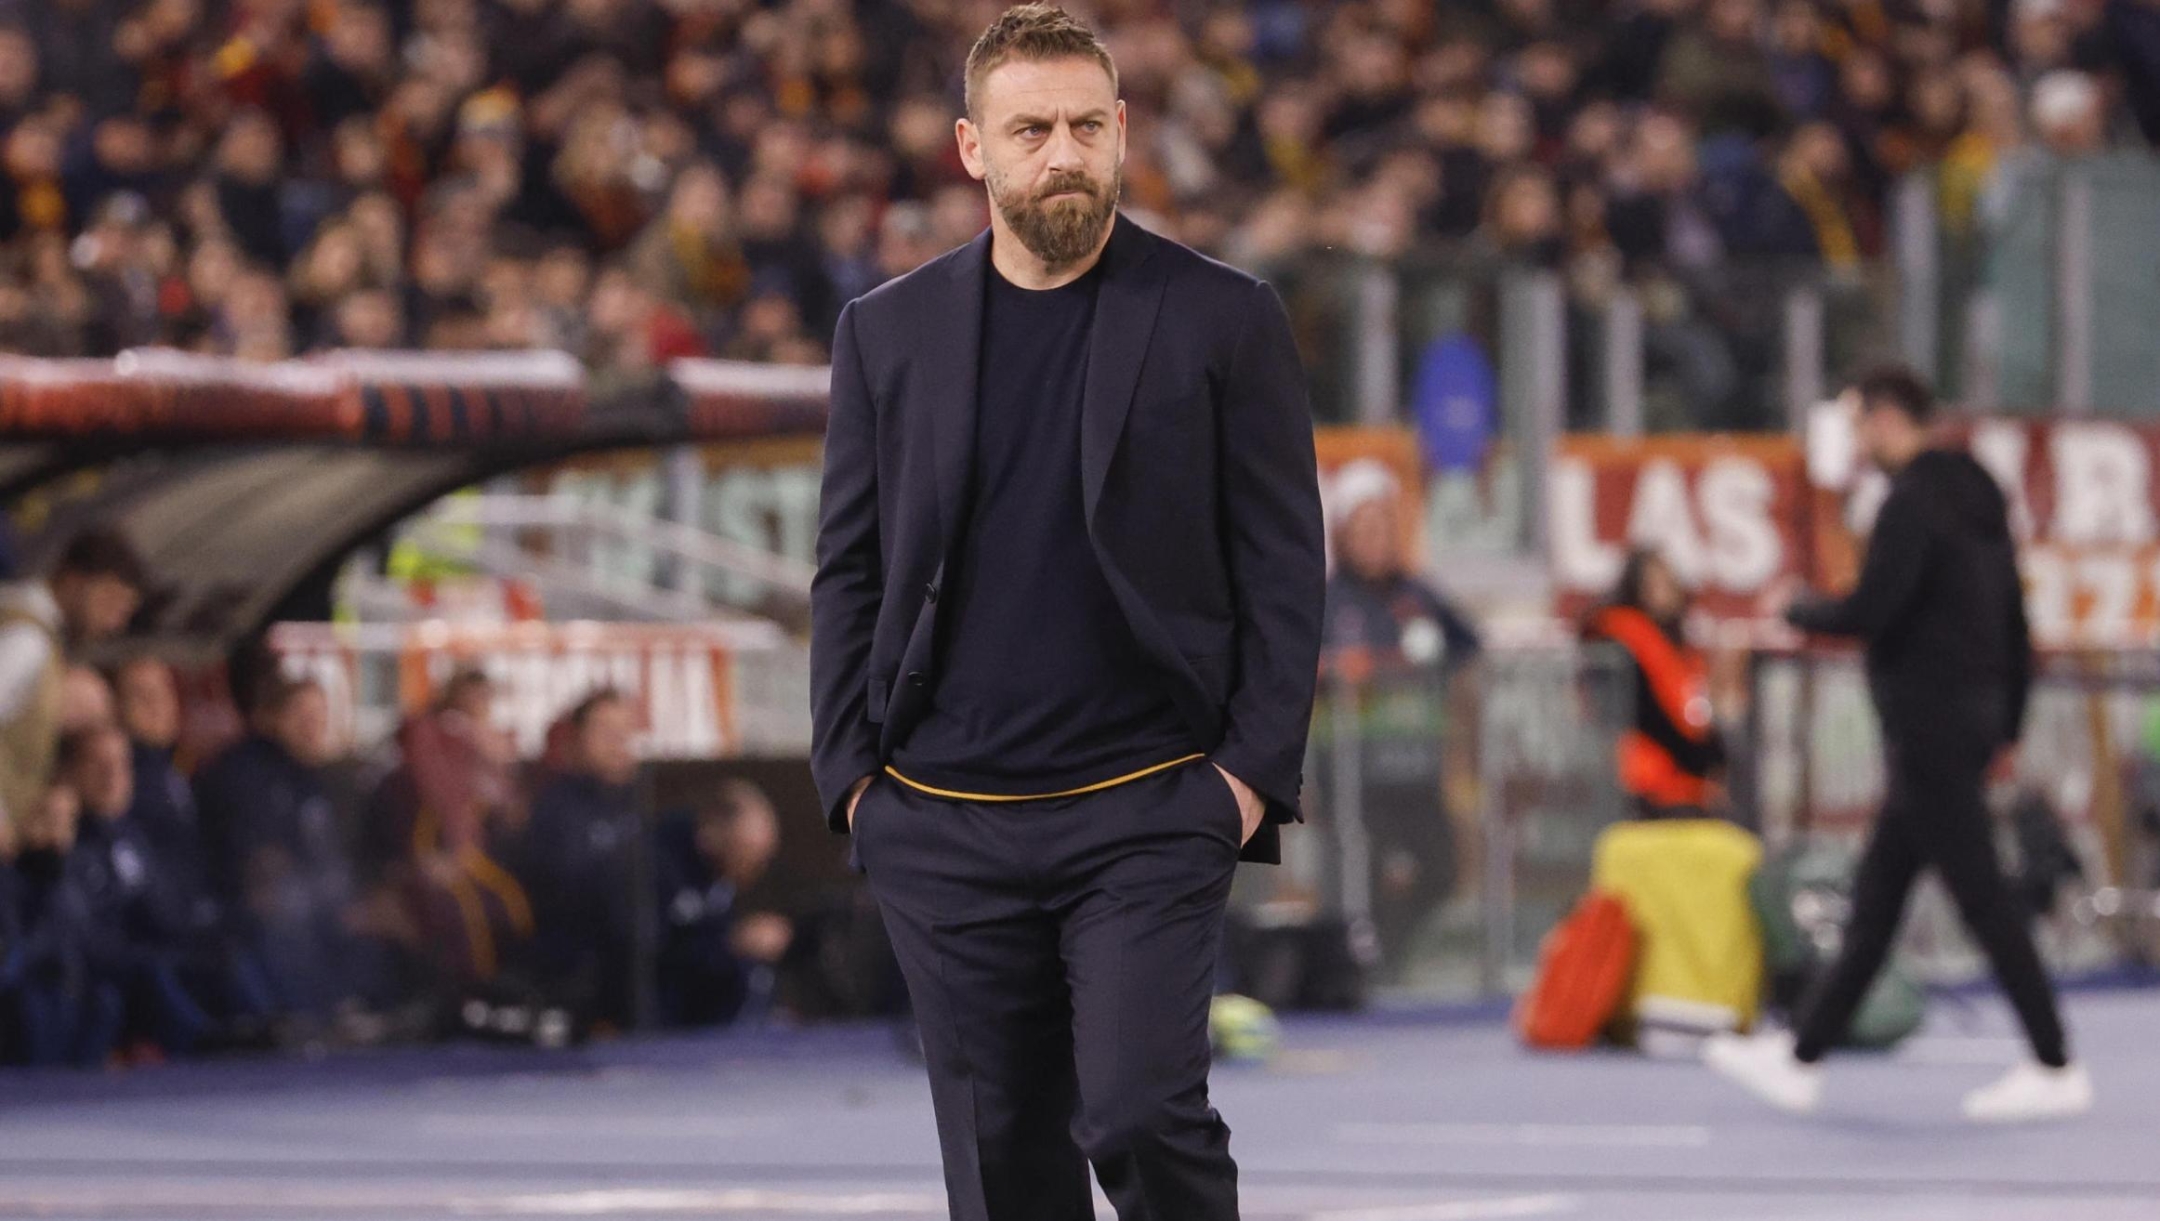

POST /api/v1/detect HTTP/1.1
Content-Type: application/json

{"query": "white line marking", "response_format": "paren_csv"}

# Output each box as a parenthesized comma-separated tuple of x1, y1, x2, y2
(460, 1188, 949, 1215)
(1313, 1193, 1581, 1221)
(1335, 1122, 1712, 1149)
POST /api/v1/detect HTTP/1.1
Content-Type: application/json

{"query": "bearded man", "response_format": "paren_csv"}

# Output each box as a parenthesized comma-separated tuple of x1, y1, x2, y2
(807, 6, 1325, 1219)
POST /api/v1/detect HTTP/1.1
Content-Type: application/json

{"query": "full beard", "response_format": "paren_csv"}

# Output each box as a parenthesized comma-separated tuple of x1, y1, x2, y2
(990, 164, 1121, 270)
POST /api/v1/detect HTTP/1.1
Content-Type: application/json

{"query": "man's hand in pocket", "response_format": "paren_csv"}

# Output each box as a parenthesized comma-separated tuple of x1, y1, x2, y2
(1212, 763, 1264, 846)
(845, 775, 874, 831)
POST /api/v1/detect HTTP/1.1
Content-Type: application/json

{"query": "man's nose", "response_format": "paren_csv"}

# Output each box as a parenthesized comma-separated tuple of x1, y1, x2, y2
(1044, 123, 1086, 172)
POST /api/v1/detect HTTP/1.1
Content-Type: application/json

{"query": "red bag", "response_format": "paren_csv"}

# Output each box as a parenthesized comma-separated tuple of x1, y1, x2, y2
(1515, 891, 1638, 1050)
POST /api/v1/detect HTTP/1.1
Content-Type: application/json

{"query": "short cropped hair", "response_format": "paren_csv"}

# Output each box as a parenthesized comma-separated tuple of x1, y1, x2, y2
(251, 671, 322, 718)
(54, 527, 148, 589)
(1852, 364, 1935, 423)
(701, 778, 774, 828)
(566, 687, 627, 730)
(964, 5, 1117, 121)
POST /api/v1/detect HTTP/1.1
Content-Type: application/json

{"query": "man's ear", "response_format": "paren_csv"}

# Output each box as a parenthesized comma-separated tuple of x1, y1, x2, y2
(956, 117, 986, 182)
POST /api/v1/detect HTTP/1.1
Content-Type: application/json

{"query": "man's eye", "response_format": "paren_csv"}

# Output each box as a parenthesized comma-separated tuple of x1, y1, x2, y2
(1080, 121, 1102, 133)
(1022, 125, 1046, 137)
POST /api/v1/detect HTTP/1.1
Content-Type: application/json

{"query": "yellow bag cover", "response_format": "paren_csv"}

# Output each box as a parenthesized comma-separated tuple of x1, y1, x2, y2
(1590, 819, 1764, 1033)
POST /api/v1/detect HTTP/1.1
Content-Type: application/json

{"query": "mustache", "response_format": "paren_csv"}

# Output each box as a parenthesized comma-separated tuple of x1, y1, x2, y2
(1033, 173, 1099, 202)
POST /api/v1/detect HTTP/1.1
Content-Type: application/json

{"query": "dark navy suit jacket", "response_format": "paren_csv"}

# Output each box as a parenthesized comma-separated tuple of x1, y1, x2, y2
(809, 215, 1325, 864)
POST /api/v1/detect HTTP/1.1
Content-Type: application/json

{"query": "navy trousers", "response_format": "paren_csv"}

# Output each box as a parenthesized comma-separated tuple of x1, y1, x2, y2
(855, 759, 1244, 1221)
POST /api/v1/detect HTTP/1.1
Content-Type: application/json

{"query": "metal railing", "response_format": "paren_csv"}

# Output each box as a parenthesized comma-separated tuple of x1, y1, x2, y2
(378, 489, 816, 625)
(1254, 645, 1632, 1003)
(1751, 647, 2160, 975)
(1900, 152, 2160, 416)
(1263, 151, 2160, 470)
(1267, 640, 2160, 1007)
(271, 620, 808, 762)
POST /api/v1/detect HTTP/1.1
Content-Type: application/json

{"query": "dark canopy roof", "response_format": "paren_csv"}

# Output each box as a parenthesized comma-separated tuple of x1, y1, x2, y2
(0, 353, 829, 653)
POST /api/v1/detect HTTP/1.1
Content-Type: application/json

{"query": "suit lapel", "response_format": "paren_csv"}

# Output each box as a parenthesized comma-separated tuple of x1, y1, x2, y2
(930, 231, 990, 558)
(1080, 216, 1166, 526)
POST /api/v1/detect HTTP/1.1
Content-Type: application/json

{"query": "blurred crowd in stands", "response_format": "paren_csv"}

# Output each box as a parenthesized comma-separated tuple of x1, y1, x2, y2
(2, 0, 2158, 375)
(0, 528, 807, 1068)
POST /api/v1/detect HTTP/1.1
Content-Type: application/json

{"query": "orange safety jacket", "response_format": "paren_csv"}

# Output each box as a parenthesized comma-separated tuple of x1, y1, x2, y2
(1585, 605, 1723, 809)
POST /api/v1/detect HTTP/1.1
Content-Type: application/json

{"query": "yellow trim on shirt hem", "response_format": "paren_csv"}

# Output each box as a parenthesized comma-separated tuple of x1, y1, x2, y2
(884, 752, 1207, 802)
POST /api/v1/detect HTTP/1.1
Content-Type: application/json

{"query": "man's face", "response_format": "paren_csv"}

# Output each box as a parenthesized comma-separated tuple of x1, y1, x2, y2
(579, 699, 639, 787)
(1341, 500, 1401, 581)
(0, 31, 35, 106)
(58, 573, 142, 644)
(447, 678, 494, 723)
(958, 56, 1125, 269)
(1854, 396, 1914, 471)
(69, 728, 134, 821)
(271, 687, 333, 767)
(220, 114, 281, 184)
(118, 659, 180, 748)
(337, 291, 403, 347)
(723, 802, 779, 877)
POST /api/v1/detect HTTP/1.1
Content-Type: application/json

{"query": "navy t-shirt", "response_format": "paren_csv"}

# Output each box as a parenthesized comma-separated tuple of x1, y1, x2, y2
(889, 261, 1193, 796)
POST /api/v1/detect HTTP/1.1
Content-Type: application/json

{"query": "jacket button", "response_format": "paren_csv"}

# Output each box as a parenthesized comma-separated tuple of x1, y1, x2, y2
(923, 583, 938, 604)
(906, 670, 929, 687)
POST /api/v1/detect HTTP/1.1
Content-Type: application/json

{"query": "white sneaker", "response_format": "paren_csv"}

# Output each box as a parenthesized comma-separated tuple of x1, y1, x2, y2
(1962, 1060, 2093, 1124)
(1703, 1030, 1822, 1115)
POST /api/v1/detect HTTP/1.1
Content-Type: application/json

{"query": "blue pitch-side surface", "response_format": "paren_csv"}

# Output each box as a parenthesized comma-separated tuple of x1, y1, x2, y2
(0, 990, 2155, 1220)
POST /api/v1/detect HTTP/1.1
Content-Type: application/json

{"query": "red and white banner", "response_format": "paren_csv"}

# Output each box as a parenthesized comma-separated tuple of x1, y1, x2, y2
(1546, 436, 1811, 621)
(1315, 425, 1427, 571)
(1811, 413, 2160, 647)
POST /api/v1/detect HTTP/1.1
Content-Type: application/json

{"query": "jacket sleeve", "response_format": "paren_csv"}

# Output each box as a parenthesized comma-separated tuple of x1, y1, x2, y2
(1209, 280, 1327, 824)
(1787, 481, 1932, 641)
(190, 760, 245, 907)
(2005, 557, 2034, 747)
(809, 301, 885, 833)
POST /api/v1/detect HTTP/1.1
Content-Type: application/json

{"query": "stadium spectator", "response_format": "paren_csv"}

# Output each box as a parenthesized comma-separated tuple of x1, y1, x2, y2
(0, 0, 2143, 418)
(365, 668, 532, 991)
(623, 161, 750, 321)
(1658, 0, 1781, 134)
(0, 528, 146, 837)
(6, 779, 124, 1067)
(106, 654, 274, 1044)
(514, 688, 642, 1034)
(1582, 548, 1729, 818)
(1606, 110, 1723, 272)
(109, 656, 195, 863)
(210, 111, 288, 271)
(193, 674, 390, 1034)
(1320, 460, 1482, 976)
(653, 779, 792, 1029)
(0, 809, 19, 1057)
(57, 722, 219, 1057)
(2031, 69, 2108, 154)
(584, 266, 706, 372)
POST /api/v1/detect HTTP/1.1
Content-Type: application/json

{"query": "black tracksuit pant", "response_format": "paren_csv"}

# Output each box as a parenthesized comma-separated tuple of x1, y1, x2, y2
(854, 759, 1243, 1221)
(1792, 694, 2068, 1067)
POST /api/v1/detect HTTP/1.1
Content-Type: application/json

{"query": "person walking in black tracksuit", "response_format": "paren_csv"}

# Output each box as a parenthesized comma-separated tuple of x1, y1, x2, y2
(1705, 365, 2091, 1123)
